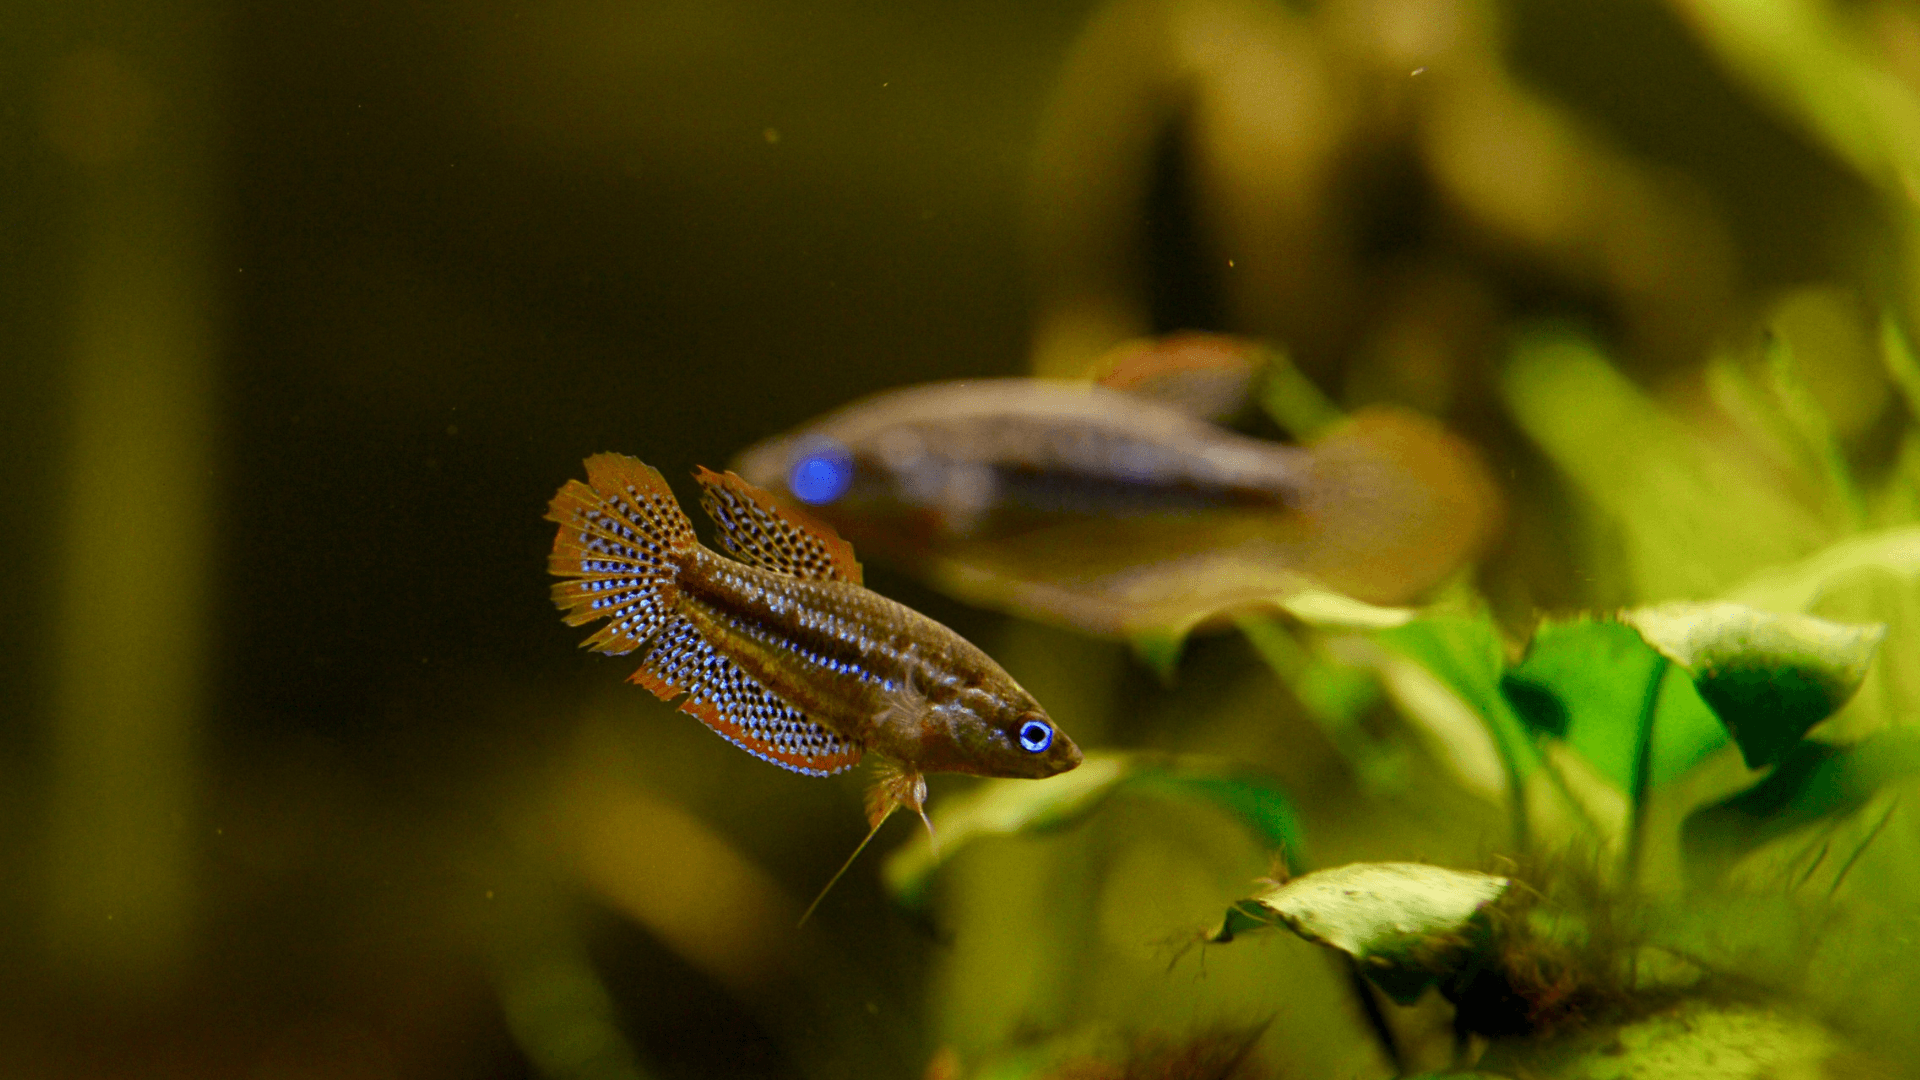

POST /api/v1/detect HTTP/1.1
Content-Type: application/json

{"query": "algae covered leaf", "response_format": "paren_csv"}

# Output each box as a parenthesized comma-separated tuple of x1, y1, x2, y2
(1624, 603, 1885, 768)
(1209, 862, 1510, 1004)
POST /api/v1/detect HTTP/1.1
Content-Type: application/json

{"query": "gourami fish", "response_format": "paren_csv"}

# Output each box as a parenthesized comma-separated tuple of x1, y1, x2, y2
(545, 454, 1081, 859)
(731, 378, 1501, 636)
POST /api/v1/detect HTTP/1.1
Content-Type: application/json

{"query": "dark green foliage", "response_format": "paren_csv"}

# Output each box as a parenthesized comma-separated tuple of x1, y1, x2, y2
(1684, 729, 1920, 881)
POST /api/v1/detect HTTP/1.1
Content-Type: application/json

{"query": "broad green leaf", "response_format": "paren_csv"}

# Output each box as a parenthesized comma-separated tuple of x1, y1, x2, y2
(1501, 619, 1730, 795)
(1207, 863, 1510, 1004)
(1625, 603, 1885, 768)
(1502, 620, 1662, 792)
(884, 753, 1301, 907)
(1645, 664, 1733, 788)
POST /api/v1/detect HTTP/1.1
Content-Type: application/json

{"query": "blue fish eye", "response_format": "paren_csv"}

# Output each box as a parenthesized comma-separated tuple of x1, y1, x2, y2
(787, 437, 853, 505)
(1017, 718, 1052, 753)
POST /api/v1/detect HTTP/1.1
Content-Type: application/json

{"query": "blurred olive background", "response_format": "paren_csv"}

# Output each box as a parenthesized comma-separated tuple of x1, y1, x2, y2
(4, 0, 1102, 1075)
(7, 0, 1920, 1076)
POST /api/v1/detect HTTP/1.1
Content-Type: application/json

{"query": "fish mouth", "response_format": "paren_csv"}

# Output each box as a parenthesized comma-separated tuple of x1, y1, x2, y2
(1031, 734, 1082, 777)
(1059, 738, 1084, 771)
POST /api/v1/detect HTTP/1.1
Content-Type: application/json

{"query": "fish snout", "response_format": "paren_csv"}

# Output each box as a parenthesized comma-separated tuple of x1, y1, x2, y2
(1057, 735, 1083, 773)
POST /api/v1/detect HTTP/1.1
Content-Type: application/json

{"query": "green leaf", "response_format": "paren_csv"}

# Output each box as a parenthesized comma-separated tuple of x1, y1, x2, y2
(1762, 330, 1865, 528)
(1208, 863, 1511, 1004)
(1645, 663, 1734, 788)
(1501, 618, 1730, 794)
(884, 752, 1302, 907)
(1376, 616, 1540, 778)
(1880, 313, 1920, 425)
(1128, 629, 1186, 684)
(1624, 603, 1886, 768)
(1726, 525, 1920, 613)
(1503, 329, 1825, 600)
(1475, 1000, 1853, 1079)
(1276, 589, 1416, 630)
(1236, 615, 1383, 752)
(1254, 342, 1344, 439)
(1502, 620, 1662, 792)
(1682, 728, 1920, 881)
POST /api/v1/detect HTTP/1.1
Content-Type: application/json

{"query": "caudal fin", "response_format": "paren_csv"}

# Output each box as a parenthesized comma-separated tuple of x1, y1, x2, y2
(546, 453, 697, 655)
(1297, 407, 1504, 605)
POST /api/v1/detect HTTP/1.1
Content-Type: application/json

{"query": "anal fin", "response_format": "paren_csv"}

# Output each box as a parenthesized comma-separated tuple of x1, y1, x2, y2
(632, 615, 864, 776)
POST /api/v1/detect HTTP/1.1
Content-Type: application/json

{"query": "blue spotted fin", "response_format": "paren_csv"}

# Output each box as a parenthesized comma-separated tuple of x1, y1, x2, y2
(694, 466, 862, 583)
(546, 453, 695, 654)
(632, 615, 864, 776)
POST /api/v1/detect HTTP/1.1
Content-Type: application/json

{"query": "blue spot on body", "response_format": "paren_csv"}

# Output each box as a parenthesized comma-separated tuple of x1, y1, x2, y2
(788, 437, 854, 505)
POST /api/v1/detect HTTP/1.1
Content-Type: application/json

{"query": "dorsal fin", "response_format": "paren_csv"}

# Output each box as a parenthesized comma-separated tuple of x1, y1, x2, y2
(693, 467, 863, 584)
(630, 614, 864, 776)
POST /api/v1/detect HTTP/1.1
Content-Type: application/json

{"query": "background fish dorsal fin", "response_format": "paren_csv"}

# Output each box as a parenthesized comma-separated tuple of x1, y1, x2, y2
(629, 615, 864, 776)
(694, 467, 864, 584)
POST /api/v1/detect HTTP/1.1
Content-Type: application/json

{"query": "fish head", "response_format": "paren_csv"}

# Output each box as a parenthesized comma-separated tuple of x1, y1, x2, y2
(932, 686, 1081, 780)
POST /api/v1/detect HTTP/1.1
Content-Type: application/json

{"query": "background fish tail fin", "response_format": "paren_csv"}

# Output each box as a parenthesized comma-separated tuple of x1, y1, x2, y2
(546, 453, 697, 654)
(1298, 407, 1505, 605)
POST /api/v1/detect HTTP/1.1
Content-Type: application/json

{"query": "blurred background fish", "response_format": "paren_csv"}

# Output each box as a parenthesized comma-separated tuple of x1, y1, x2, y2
(733, 342, 1502, 637)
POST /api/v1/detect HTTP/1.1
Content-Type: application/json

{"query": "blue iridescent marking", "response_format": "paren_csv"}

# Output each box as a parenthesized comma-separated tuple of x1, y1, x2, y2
(787, 437, 854, 505)
(1017, 718, 1052, 753)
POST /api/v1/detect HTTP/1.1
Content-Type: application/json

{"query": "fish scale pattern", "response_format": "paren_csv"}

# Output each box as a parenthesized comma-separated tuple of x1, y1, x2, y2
(631, 615, 864, 776)
(695, 467, 862, 584)
(545, 454, 698, 655)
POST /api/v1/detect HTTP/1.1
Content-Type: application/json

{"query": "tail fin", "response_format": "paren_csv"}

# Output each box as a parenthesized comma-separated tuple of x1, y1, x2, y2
(546, 453, 697, 655)
(1297, 408, 1504, 605)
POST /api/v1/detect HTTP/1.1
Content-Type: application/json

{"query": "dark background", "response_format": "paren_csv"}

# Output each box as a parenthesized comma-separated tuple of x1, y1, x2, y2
(4, 0, 1105, 1075)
